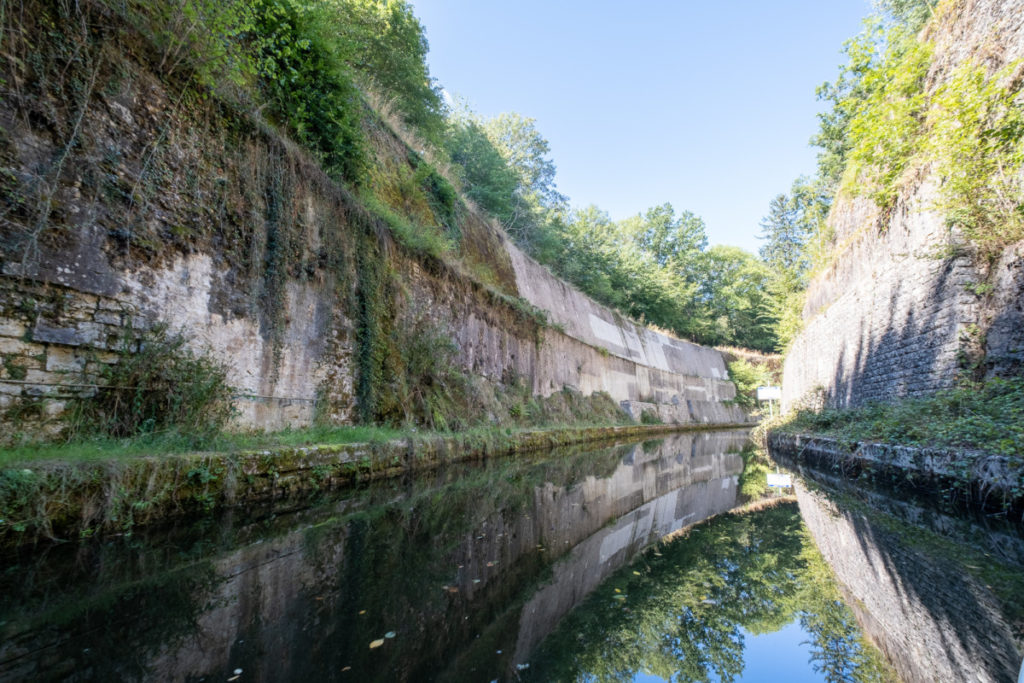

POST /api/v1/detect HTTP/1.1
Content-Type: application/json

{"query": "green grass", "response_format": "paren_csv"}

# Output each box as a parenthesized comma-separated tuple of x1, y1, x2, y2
(775, 377, 1024, 457)
(0, 418, 645, 468)
(0, 425, 406, 467)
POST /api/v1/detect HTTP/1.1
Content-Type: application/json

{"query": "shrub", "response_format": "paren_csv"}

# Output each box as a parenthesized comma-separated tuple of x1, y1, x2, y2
(727, 358, 772, 409)
(72, 323, 235, 440)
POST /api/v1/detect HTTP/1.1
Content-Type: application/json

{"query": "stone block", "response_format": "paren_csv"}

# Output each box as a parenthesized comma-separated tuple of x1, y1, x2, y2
(0, 321, 27, 338)
(46, 347, 86, 373)
(32, 322, 83, 346)
(43, 400, 67, 417)
(0, 338, 34, 355)
(93, 311, 125, 326)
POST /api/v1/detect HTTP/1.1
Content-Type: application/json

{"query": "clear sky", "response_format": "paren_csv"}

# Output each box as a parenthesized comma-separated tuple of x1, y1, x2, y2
(409, 0, 870, 255)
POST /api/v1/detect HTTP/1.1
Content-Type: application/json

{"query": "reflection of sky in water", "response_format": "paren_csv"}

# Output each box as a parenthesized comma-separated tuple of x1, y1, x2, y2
(628, 621, 821, 683)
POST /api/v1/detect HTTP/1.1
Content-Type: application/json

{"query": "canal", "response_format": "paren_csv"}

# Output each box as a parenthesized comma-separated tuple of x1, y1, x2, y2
(0, 430, 1020, 681)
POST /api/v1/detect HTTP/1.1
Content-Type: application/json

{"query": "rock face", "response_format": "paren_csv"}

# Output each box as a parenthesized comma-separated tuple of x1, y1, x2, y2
(781, 0, 1024, 411)
(0, 3, 746, 437)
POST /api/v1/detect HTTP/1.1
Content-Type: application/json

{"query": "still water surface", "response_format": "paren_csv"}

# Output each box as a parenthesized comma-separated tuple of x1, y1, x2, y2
(1, 431, 888, 681)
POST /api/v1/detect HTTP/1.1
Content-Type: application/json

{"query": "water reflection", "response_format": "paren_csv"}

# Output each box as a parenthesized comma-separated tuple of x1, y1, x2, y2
(780, 457, 1024, 683)
(523, 502, 890, 683)
(0, 430, 751, 682)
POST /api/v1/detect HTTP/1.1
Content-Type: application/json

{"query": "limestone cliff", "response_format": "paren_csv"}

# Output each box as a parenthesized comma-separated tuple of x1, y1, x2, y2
(0, 0, 746, 439)
(782, 0, 1024, 410)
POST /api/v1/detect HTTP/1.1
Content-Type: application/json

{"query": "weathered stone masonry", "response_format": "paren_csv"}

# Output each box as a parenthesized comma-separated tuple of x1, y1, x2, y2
(0, 15, 746, 436)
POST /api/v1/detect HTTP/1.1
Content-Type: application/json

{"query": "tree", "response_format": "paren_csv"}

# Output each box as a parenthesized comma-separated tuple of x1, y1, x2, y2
(481, 112, 567, 212)
(323, 0, 445, 140)
(695, 246, 777, 351)
(444, 118, 519, 224)
(633, 203, 708, 270)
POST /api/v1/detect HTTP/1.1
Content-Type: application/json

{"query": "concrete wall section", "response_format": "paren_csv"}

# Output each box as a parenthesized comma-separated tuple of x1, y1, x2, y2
(505, 244, 729, 382)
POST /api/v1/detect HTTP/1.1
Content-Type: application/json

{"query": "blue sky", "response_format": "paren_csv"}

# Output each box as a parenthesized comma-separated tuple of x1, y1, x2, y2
(410, 1, 870, 254)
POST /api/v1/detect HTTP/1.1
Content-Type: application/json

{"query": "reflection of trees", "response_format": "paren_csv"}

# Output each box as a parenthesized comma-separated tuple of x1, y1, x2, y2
(525, 503, 891, 683)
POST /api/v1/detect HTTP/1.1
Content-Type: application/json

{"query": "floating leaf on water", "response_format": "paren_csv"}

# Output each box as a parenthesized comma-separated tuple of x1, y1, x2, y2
(369, 639, 385, 649)
(632, 571, 641, 576)
(358, 610, 366, 615)
(384, 631, 396, 639)
(341, 667, 351, 672)
(614, 588, 621, 593)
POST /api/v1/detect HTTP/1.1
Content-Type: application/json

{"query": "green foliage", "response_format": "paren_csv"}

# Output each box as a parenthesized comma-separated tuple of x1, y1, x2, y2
(925, 60, 1024, 258)
(727, 358, 773, 410)
(840, 26, 932, 209)
(876, 0, 939, 32)
(326, 0, 444, 140)
(444, 117, 520, 223)
(758, 177, 831, 350)
(695, 246, 777, 350)
(252, 0, 368, 183)
(377, 312, 474, 431)
(779, 377, 1024, 458)
(639, 408, 662, 425)
(71, 323, 235, 441)
(480, 112, 566, 212)
(737, 442, 770, 500)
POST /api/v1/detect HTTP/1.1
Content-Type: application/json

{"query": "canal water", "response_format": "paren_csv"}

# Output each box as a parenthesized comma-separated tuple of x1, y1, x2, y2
(0, 430, 1019, 681)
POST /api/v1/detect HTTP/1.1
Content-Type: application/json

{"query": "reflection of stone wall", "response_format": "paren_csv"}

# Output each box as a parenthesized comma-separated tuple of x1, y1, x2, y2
(796, 483, 1022, 683)
(0, 430, 750, 681)
(511, 458, 741, 665)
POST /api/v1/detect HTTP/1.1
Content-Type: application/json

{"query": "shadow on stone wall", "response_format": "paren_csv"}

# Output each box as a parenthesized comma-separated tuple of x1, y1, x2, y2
(820, 255, 968, 408)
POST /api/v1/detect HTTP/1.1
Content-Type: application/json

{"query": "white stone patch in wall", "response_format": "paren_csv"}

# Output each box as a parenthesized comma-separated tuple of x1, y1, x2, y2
(588, 313, 624, 348)
(640, 332, 670, 372)
(598, 521, 636, 564)
(620, 325, 646, 363)
(651, 490, 681, 537)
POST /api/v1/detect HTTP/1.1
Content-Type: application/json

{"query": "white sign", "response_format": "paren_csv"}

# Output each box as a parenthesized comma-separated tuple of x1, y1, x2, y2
(767, 473, 792, 488)
(757, 386, 782, 401)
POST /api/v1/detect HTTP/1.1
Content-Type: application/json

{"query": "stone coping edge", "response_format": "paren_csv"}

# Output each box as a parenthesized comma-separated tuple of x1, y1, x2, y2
(766, 430, 1022, 510)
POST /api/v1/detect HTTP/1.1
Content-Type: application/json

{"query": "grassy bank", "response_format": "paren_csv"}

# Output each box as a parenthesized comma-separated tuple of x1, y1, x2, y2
(772, 377, 1024, 457)
(764, 378, 1024, 516)
(0, 421, 752, 550)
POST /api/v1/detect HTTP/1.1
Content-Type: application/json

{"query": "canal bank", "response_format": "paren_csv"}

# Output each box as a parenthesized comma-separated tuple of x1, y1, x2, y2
(0, 421, 751, 550)
(765, 430, 1023, 517)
